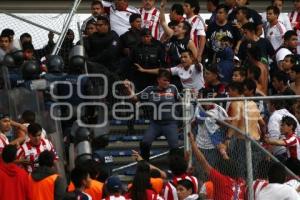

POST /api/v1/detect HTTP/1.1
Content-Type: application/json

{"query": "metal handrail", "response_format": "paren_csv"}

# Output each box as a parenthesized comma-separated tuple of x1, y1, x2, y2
(196, 95, 300, 102)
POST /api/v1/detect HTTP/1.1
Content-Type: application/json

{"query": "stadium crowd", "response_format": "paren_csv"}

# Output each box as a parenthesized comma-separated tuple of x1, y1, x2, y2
(1, 0, 300, 199)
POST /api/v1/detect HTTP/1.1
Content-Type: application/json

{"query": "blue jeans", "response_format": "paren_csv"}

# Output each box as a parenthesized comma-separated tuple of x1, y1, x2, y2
(140, 121, 179, 160)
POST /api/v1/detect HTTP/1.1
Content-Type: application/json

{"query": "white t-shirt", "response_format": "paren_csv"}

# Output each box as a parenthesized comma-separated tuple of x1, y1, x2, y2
(261, 12, 292, 31)
(264, 21, 286, 50)
(102, 1, 140, 36)
(276, 47, 293, 64)
(267, 109, 300, 156)
(102, 195, 126, 200)
(170, 64, 204, 91)
(256, 183, 300, 200)
(0, 133, 9, 153)
(286, 179, 300, 195)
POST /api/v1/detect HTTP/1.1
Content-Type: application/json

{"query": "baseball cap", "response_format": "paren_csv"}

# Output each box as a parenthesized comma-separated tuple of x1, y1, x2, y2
(106, 176, 123, 192)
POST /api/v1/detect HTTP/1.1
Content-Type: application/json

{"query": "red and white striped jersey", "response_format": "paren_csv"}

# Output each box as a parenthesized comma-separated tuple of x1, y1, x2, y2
(163, 174, 199, 200)
(186, 15, 206, 48)
(264, 21, 287, 50)
(253, 179, 269, 200)
(289, 10, 300, 54)
(16, 138, 58, 173)
(0, 133, 9, 154)
(284, 133, 300, 160)
(140, 7, 162, 40)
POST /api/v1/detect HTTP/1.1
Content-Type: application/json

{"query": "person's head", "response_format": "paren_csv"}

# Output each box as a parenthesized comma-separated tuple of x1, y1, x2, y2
(247, 65, 261, 81)
(2, 144, 17, 163)
(290, 63, 300, 82)
(177, 179, 195, 200)
(206, 0, 219, 12)
(1, 28, 14, 42)
(157, 69, 171, 89)
(183, 0, 200, 16)
(269, 99, 285, 112)
(204, 65, 220, 84)
(272, 71, 289, 91)
(283, 30, 298, 49)
(280, 116, 297, 135)
(174, 21, 192, 38)
(141, 28, 152, 44)
(96, 16, 110, 33)
(216, 4, 229, 23)
(242, 22, 257, 40)
(131, 160, 151, 200)
(243, 79, 257, 96)
(129, 13, 142, 30)
(236, 6, 250, 22)
(65, 29, 74, 42)
(170, 4, 184, 21)
(143, 0, 156, 10)
(22, 42, 35, 60)
(272, 0, 284, 11)
(106, 176, 123, 194)
(0, 113, 11, 133)
(227, 81, 244, 97)
(115, 0, 128, 11)
(85, 21, 97, 36)
(216, 159, 242, 179)
(38, 150, 55, 167)
(20, 33, 32, 45)
(236, 0, 249, 7)
(220, 36, 233, 48)
(28, 123, 42, 146)
(266, 5, 280, 23)
(71, 167, 91, 189)
(169, 150, 187, 176)
(294, 0, 300, 10)
(180, 50, 194, 69)
(21, 110, 36, 124)
(268, 162, 286, 183)
(0, 34, 11, 51)
(224, 0, 236, 8)
(282, 54, 297, 76)
(232, 67, 247, 82)
(91, 0, 104, 17)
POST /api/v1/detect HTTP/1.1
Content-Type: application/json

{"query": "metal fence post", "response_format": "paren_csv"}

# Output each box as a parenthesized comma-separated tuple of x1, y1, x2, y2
(244, 99, 254, 200)
(183, 89, 192, 166)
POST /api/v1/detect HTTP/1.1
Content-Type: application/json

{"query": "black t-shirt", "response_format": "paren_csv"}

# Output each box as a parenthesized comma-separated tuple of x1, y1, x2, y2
(165, 36, 190, 66)
(206, 21, 242, 53)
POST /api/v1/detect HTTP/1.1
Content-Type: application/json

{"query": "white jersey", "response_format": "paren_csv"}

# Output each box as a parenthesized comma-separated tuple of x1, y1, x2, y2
(140, 7, 162, 40)
(264, 21, 286, 50)
(102, 1, 140, 36)
(285, 179, 300, 195)
(261, 12, 292, 31)
(0, 133, 9, 154)
(170, 64, 204, 91)
(256, 183, 300, 200)
(289, 10, 300, 54)
(16, 138, 58, 173)
(253, 179, 269, 200)
(186, 15, 206, 48)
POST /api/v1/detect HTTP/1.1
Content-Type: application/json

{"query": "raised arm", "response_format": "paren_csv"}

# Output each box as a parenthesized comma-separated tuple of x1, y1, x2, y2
(159, 0, 174, 39)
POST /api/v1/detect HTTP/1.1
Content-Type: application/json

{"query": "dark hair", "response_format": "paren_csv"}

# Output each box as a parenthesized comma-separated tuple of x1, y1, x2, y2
(233, 67, 247, 78)
(248, 65, 261, 80)
(129, 13, 141, 24)
(71, 167, 89, 188)
(269, 99, 285, 110)
(242, 22, 256, 32)
(21, 110, 35, 124)
(244, 79, 257, 94)
(157, 69, 172, 80)
(220, 36, 234, 44)
(1, 28, 15, 37)
(291, 64, 300, 74)
(38, 150, 55, 167)
(284, 30, 297, 41)
(22, 42, 34, 51)
(216, 4, 229, 13)
(77, 159, 101, 180)
(281, 115, 298, 132)
(272, 71, 289, 85)
(285, 158, 300, 176)
(207, 0, 219, 7)
(91, 0, 103, 7)
(20, 33, 32, 40)
(177, 179, 195, 193)
(284, 54, 297, 66)
(168, 20, 180, 28)
(150, 169, 161, 178)
(2, 144, 17, 163)
(171, 4, 184, 16)
(227, 81, 244, 94)
(180, 21, 192, 38)
(184, 0, 200, 14)
(130, 161, 151, 200)
(255, 160, 271, 179)
(268, 163, 286, 184)
(217, 159, 242, 179)
(272, 0, 284, 3)
(28, 123, 42, 136)
(266, 5, 280, 16)
(236, 6, 250, 19)
(169, 153, 188, 176)
(97, 16, 109, 25)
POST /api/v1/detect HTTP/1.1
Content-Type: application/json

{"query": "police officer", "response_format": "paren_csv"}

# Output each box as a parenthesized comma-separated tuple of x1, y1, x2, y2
(123, 69, 181, 161)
